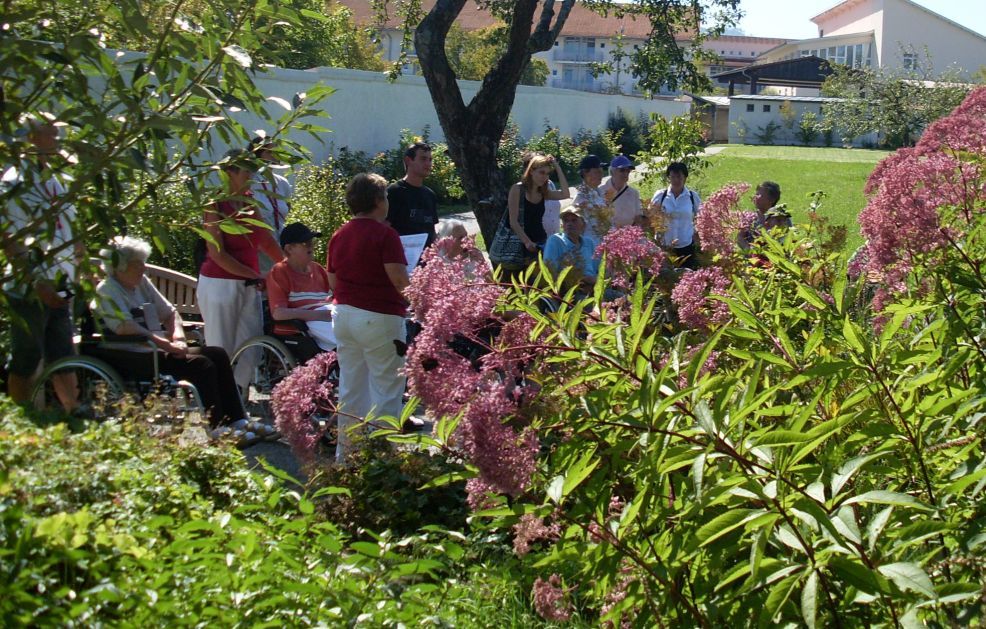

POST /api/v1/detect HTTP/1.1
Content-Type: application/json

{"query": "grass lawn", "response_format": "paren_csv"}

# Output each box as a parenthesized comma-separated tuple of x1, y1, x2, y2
(639, 144, 891, 251)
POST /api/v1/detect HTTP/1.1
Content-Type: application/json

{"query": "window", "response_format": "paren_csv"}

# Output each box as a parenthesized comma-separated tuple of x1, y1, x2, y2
(819, 29, 824, 37)
(552, 69, 557, 76)
(554, 41, 559, 47)
(902, 52, 917, 69)
(763, 104, 771, 112)
(600, 42, 605, 49)
(746, 103, 755, 112)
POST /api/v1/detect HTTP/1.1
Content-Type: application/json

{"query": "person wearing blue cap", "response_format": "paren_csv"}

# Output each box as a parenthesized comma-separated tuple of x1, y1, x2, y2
(599, 154, 642, 230)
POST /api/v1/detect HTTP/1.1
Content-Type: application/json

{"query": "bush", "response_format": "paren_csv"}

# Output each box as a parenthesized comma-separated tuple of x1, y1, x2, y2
(755, 120, 782, 144)
(371, 128, 465, 202)
(637, 113, 708, 176)
(395, 88, 986, 626)
(607, 108, 650, 158)
(0, 400, 542, 625)
(797, 111, 821, 145)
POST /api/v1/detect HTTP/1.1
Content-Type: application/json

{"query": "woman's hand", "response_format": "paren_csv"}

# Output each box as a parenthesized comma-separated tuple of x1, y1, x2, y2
(524, 240, 537, 253)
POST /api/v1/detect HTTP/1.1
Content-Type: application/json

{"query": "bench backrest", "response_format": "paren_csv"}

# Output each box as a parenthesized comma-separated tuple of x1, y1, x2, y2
(146, 263, 200, 318)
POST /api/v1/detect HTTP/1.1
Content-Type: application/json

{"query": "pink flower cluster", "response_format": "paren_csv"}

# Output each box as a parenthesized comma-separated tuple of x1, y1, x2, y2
(594, 226, 667, 290)
(532, 574, 573, 622)
(405, 243, 541, 504)
(858, 86, 986, 311)
(513, 513, 561, 556)
(271, 351, 338, 462)
(695, 183, 751, 258)
(670, 267, 731, 330)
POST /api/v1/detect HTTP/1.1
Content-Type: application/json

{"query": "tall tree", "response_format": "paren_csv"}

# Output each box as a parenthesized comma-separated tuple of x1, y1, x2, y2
(374, 0, 740, 242)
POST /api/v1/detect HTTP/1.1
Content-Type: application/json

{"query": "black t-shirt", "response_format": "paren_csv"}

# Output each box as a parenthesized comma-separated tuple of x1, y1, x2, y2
(386, 180, 438, 247)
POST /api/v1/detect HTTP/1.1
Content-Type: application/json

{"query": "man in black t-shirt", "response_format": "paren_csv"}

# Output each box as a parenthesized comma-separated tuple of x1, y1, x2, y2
(386, 141, 439, 247)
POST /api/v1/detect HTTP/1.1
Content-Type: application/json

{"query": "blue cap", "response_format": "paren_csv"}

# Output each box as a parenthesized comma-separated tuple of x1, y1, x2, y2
(610, 154, 635, 170)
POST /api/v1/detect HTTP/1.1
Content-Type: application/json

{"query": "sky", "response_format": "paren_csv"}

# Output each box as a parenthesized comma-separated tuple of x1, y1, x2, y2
(734, 1, 986, 40)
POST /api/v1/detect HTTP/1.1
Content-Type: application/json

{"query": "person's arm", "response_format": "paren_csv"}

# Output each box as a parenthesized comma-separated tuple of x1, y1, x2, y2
(258, 229, 283, 265)
(273, 306, 333, 322)
(203, 208, 261, 280)
(326, 272, 336, 291)
(507, 183, 536, 252)
(545, 159, 570, 200)
(112, 318, 187, 357)
(384, 263, 410, 293)
(3, 216, 67, 308)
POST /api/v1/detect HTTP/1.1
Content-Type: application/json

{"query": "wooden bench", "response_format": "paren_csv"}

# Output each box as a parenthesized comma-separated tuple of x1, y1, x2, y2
(146, 263, 200, 320)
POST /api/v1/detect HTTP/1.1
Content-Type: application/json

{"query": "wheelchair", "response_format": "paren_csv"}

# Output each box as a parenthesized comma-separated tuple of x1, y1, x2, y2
(31, 312, 204, 419)
(230, 314, 338, 424)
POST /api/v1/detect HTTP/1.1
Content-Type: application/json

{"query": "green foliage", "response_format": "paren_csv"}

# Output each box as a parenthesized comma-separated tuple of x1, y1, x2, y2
(637, 113, 708, 174)
(445, 24, 549, 86)
(797, 111, 821, 146)
(0, 400, 565, 625)
(371, 128, 466, 203)
(1, 0, 331, 300)
(256, 0, 386, 71)
(821, 53, 969, 148)
(507, 123, 620, 183)
(316, 439, 469, 537)
(452, 212, 986, 624)
(607, 108, 650, 159)
(288, 161, 354, 264)
(755, 120, 782, 145)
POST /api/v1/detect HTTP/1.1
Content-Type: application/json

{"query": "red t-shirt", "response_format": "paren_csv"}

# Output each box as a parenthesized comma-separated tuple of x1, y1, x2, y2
(267, 260, 332, 336)
(327, 218, 407, 317)
(199, 196, 265, 279)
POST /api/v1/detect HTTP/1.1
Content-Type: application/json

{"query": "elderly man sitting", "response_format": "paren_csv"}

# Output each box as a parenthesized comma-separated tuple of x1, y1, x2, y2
(543, 206, 600, 294)
(91, 236, 275, 443)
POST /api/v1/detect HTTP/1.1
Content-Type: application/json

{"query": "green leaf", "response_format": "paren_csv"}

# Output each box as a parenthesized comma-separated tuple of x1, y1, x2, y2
(419, 469, 473, 490)
(561, 449, 599, 498)
(801, 571, 818, 629)
(831, 453, 886, 497)
(842, 318, 867, 355)
(878, 562, 936, 598)
(765, 572, 801, 620)
(694, 509, 761, 548)
(944, 467, 986, 496)
(756, 430, 811, 447)
(546, 475, 565, 504)
(829, 556, 884, 594)
(843, 490, 931, 511)
(222, 45, 252, 68)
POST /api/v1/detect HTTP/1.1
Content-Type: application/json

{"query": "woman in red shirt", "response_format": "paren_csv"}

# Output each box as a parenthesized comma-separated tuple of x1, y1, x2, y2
(197, 149, 283, 390)
(326, 173, 410, 464)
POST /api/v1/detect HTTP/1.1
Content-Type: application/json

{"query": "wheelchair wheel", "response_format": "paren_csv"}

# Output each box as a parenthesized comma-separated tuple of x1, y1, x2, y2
(31, 356, 127, 415)
(231, 335, 297, 423)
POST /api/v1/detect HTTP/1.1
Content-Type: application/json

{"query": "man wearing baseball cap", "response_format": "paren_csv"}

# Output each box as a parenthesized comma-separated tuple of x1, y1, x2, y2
(599, 154, 642, 229)
(266, 222, 334, 356)
(543, 205, 601, 294)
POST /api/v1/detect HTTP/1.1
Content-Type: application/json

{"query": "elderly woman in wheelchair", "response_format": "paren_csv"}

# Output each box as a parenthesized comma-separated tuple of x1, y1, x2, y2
(89, 236, 277, 445)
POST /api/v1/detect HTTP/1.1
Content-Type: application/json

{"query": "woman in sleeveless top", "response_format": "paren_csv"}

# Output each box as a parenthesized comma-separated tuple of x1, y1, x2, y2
(197, 149, 284, 389)
(506, 153, 570, 261)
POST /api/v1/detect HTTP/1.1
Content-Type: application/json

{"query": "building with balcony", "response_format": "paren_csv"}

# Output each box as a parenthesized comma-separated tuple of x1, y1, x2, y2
(756, 0, 986, 80)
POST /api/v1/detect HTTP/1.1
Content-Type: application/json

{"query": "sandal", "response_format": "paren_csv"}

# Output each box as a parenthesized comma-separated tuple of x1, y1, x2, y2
(210, 425, 262, 449)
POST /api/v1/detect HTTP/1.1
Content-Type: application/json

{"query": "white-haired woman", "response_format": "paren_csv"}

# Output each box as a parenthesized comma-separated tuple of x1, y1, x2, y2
(91, 236, 274, 442)
(435, 219, 486, 272)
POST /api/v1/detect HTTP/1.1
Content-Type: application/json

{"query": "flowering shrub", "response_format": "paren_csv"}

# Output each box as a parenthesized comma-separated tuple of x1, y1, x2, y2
(271, 351, 338, 462)
(694, 182, 751, 258)
(856, 86, 986, 313)
(670, 266, 731, 330)
(594, 225, 667, 291)
(389, 133, 986, 624)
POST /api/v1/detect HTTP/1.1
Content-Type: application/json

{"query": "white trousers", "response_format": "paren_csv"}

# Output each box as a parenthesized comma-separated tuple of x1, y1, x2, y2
(333, 304, 406, 464)
(196, 275, 263, 389)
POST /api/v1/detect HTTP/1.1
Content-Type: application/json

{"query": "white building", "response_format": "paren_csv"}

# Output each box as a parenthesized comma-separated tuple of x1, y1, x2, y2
(336, 1, 780, 96)
(758, 0, 986, 76)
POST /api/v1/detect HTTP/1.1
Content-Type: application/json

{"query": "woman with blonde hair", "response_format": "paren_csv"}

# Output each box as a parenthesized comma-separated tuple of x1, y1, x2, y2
(506, 153, 570, 260)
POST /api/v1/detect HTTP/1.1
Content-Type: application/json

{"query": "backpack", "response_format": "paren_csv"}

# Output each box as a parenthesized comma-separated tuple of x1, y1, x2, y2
(656, 189, 698, 212)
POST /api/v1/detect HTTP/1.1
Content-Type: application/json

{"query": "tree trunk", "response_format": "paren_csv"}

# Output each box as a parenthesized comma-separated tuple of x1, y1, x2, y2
(414, 0, 574, 245)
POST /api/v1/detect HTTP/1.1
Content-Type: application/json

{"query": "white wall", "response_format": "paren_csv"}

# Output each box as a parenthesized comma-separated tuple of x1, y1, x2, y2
(727, 97, 879, 147)
(235, 66, 689, 163)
